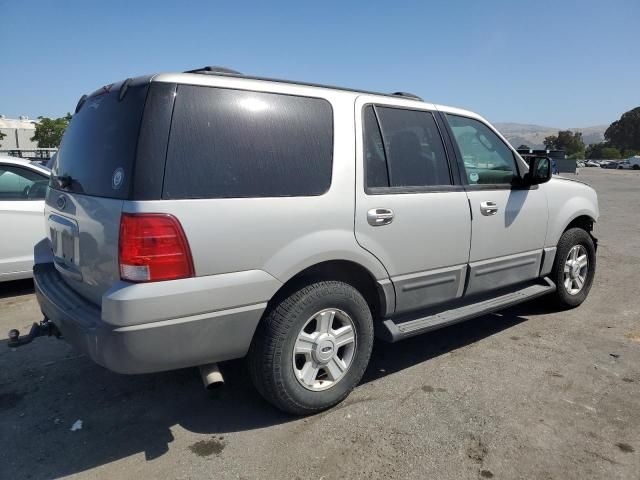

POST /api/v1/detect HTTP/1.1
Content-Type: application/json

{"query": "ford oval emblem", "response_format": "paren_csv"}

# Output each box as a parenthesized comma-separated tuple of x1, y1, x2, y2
(56, 195, 67, 210)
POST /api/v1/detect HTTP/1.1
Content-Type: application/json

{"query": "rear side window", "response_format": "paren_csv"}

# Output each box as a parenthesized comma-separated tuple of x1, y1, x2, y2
(163, 86, 333, 199)
(363, 105, 451, 190)
(54, 83, 149, 198)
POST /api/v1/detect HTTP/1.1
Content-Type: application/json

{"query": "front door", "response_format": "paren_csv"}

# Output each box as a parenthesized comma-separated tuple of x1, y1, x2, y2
(354, 96, 472, 315)
(442, 113, 548, 296)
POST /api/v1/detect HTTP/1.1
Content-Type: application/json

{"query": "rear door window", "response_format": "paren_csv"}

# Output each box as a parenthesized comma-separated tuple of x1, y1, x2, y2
(163, 86, 333, 199)
(53, 82, 149, 198)
(363, 106, 389, 188)
(364, 106, 452, 190)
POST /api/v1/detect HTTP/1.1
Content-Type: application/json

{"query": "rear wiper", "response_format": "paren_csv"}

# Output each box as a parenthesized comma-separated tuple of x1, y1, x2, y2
(54, 174, 73, 189)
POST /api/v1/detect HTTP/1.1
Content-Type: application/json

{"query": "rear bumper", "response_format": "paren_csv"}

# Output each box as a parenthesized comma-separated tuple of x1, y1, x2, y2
(34, 263, 268, 374)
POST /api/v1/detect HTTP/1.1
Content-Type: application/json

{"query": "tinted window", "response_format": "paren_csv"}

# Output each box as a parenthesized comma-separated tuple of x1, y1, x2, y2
(363, 106, 389, 188)
(163, 86, 333, 199)
(374, 107, 451, 187)
(0, 165, 48, 200)
(446, 114, 517, 185)
(54, 82, 149, 198)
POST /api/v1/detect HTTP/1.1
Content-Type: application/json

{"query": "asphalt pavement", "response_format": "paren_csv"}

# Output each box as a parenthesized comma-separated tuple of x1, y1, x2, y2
(0, 167, 638, 479)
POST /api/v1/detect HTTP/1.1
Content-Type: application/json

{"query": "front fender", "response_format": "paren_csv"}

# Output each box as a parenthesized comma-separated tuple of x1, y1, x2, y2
(544, 179, 599, 247)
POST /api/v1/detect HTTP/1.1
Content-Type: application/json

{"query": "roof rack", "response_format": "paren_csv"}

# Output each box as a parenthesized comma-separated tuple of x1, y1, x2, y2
(184, 66, 243, 76)
(391, 91, 422, 101)
(176, 68, 426, 102)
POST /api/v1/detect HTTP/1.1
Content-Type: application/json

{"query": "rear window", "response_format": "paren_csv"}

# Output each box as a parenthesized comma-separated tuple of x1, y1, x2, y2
(163, 85, 333, 199)
(53, 82, 149, 198)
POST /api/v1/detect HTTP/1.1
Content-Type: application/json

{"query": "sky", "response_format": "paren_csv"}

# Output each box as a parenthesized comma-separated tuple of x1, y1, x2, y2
(2, 0, 639, 128)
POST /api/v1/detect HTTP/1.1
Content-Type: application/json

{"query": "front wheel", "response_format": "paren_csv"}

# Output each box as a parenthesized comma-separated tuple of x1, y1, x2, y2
(248, 281, 374, 415)
(549, 228, 596, 308)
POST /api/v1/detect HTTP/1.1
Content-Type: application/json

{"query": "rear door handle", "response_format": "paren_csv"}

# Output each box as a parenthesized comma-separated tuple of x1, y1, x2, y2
(480, 201, 499, 216)
(367, 208, 394, 226)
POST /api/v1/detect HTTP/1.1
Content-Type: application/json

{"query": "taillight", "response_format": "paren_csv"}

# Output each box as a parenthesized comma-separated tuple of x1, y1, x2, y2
(119, 213, 194, 282)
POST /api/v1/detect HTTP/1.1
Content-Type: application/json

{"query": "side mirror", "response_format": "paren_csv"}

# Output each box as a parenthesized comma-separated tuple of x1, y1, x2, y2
(524, 157, 552, 185)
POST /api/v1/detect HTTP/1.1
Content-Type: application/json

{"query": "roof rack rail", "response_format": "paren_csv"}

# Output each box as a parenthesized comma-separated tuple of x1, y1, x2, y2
(391, 91, 422, 101)
(184, 66, 243, 76)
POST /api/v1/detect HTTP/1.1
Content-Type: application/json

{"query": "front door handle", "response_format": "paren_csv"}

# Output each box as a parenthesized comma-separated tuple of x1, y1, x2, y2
(480, 201, 499, 216)
(367, 208, 394, 226)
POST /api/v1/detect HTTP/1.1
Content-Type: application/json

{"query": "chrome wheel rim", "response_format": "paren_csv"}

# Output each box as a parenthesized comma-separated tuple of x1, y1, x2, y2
(292, 308, 357, 391)
(563, 245, 588, 295)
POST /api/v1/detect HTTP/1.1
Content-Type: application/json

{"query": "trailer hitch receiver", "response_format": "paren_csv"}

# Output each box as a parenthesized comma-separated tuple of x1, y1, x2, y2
(8, 318, 59, 348)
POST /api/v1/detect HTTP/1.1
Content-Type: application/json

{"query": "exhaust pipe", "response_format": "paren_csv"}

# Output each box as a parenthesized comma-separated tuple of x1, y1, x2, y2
(199, 363, 224, 389)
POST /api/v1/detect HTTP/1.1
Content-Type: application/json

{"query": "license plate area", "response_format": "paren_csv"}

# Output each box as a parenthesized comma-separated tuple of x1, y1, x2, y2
(48, 213, 82, 280)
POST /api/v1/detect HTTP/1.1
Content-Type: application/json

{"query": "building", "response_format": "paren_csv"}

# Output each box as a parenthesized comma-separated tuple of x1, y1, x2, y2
(0, 115, 38, 150)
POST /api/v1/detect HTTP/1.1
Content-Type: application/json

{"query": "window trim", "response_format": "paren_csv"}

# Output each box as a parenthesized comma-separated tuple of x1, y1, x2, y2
(0, 164, 49, 201)
(440, 112, 532, 191)
(161, 84, 335, 200)
(361, 103, 459, 196)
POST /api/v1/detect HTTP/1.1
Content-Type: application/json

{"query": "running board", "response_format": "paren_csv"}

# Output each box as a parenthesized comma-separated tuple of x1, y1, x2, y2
(380, 278, 556, 342)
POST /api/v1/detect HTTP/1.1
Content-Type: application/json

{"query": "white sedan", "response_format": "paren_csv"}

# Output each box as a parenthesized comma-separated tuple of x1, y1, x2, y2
(0, 156, 50, 281)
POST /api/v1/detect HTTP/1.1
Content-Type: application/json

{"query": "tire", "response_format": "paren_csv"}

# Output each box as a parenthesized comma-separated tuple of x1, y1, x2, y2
(248, 281, 374, 415)
(633, 165, 640, 170)
(549, 228, 596, 308)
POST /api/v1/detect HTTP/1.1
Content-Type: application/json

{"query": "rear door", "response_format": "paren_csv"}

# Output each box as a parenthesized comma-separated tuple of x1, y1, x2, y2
(0, 164, 48, 278)
(442, 113, 548, 295)
(354, 96, 472, 315)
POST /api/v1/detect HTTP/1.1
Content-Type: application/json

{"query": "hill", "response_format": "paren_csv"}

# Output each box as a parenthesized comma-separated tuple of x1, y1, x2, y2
(494, 122, 607, 149)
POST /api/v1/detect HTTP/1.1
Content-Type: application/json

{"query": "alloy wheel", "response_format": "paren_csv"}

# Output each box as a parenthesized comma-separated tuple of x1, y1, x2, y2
(292, 308, 357, 391)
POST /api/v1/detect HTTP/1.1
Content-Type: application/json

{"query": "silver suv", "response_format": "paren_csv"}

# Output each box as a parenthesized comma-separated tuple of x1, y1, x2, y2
(31, 67, 598, 415)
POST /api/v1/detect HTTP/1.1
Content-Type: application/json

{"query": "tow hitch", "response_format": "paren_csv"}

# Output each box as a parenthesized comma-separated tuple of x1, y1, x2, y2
(8, 318, 60, 348)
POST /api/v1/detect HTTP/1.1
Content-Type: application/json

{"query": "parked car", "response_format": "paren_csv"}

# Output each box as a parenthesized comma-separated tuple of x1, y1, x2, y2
(584, 160, 600, 167)
(617, 161, 633, 170)
(23, 68, 599, 415)
(603, 161, 620, 169)
(628, 156, 640, 170)
(0, 156, 50, 281)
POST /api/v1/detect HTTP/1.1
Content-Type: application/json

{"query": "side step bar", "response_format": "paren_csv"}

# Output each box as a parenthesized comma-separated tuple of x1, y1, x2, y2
(380, 278, 556, 342)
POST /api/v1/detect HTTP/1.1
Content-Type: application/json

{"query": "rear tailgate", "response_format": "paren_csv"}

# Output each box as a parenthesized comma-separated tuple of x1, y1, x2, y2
(46, 78, 150, 304)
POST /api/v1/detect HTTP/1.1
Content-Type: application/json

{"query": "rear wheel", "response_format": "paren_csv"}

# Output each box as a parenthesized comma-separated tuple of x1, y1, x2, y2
(549, 228, 596, 308)
(633, 164, 640, 170)
(248, 281, 374, 415)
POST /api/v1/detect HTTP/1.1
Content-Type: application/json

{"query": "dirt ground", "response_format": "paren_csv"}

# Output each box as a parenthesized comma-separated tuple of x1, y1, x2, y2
(0, 167, 638, 479)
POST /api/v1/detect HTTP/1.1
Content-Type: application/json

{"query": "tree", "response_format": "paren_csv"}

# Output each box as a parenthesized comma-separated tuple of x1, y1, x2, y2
(601, 147, 622, 159)
(30, 113, 72, 148)
(605, 107, 640, 151)
(585, 142, 607, 159)
(543, 130, 585, 156)
(0, 130, 5, 147)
